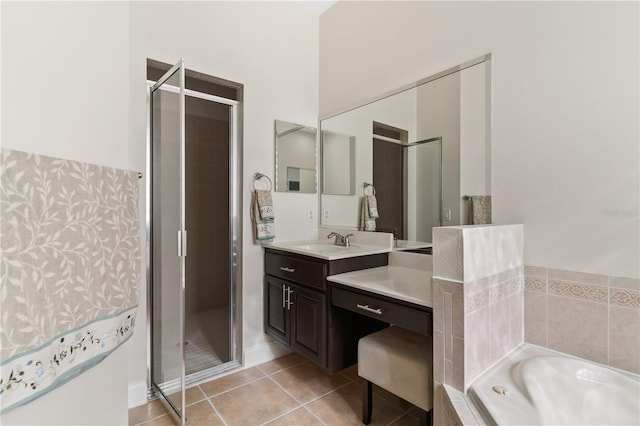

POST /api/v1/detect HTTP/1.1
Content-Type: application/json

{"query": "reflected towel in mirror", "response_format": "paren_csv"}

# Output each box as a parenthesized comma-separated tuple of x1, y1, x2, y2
(366, 195, 379, 219)
(360, 195, 378, 231)
(471, 195, 491, 224)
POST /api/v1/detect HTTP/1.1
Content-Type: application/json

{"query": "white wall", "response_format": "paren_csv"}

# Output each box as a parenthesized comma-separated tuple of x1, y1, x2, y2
(320, 1, 639, 279)
(1, 1, 130, 168)
(1, 2, 131, 424)
(127, 0, 320, 403)
(1, 1, 319, 421)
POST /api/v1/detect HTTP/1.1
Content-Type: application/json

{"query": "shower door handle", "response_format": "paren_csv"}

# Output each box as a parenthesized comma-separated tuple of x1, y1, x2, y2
(177, 230, 188, 257)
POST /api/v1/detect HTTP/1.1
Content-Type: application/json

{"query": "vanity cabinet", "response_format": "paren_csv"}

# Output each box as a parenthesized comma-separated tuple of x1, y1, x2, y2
(264, 248, 388, 373)
(265, 277, 327, 365)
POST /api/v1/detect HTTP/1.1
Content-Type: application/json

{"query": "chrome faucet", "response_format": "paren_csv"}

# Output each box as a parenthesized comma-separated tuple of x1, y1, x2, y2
(327, 232, 354, 247)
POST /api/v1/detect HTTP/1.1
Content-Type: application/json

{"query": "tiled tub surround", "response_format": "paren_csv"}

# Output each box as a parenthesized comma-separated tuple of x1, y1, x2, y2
(431, 225, 524, 426)
(432, 225, 524, 394)
(524, 266, 640, 374)
(433, 267, 524, 393)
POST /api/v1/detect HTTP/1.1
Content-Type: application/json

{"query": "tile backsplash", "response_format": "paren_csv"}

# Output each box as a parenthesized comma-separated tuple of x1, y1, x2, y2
(524, 266, 640, 374)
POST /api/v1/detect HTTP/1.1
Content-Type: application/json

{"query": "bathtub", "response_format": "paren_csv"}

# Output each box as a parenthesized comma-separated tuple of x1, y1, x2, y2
(468, 343, 640, 425)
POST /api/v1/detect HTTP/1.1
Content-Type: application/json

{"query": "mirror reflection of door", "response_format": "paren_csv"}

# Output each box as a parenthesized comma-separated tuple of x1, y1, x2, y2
(274, 120, 317, 193)
(372, 122, 407, 238)
(322, 130, 356, 195)
(408, 140, 442, 243)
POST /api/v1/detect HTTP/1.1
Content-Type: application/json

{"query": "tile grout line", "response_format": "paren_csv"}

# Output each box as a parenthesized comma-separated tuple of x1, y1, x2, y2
(201, 373, 268, 399)
(301, 404, 328, 426)
(385, 411, 408, 426)
(300, 380, 353, 406)
(544, 270, 549, 348)
(130, 407, 172, 426)
(256, 358, 308, 376)
(265, 374, 306, 405)
(205, 395, 228, 426)
(257, 375, 309, 426)
(607, 275, 611, 367)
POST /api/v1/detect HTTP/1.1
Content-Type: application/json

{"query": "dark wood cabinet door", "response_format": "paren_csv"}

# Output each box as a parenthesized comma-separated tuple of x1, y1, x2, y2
(290, 283, 326, 366)
(265, 277, 289, 345)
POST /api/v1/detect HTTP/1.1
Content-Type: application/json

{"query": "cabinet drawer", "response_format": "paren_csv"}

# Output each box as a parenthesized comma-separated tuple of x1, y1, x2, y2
(265, 251, 327, 290)
(332, 285, 431, 336)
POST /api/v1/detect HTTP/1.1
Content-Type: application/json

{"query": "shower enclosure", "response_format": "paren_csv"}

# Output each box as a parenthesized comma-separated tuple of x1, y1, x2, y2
(147, 59, 242, 425)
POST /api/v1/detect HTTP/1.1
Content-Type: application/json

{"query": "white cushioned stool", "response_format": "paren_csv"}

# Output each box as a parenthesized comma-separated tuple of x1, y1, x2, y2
(358, 326, 433, 425)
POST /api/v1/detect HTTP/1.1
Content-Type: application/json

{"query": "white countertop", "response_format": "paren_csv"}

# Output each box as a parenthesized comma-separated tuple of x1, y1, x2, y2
(328, 264, 433, 308)
(265, 240, 391, 260)
(394, 240, 432, 251)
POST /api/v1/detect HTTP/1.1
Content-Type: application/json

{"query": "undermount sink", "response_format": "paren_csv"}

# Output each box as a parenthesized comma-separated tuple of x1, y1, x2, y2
(266, 239, 390, 260)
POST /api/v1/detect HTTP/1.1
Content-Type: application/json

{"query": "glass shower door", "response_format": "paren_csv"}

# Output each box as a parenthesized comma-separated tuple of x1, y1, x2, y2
(150, 60, 186, 425)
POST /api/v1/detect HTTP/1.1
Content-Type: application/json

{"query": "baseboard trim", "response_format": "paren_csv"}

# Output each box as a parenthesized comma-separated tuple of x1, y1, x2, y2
(128, 380, 149, 408)
(128, 341, 290, 408)
(243, 340, 291, 368)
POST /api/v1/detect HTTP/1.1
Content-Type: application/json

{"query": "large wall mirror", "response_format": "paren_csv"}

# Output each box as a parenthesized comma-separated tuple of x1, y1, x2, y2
(320, 55, 491, 243)
(275, 120, 317, 193)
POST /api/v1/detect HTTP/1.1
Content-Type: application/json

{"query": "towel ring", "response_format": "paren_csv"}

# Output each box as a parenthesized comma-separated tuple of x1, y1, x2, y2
(363, 182, 376, 196)
(253, 172, 272, 191)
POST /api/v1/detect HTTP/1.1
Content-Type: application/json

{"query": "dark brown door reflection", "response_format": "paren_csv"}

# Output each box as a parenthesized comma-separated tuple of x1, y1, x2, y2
(373, 138, 403, 238)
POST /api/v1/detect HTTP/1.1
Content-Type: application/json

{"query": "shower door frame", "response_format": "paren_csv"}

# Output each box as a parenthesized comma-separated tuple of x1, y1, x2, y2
(146, 61, 243, 424)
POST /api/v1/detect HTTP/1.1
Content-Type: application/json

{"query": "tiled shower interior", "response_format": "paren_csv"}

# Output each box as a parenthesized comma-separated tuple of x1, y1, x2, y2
(185, 96, 231, 374)
(155, 96, 232, 376)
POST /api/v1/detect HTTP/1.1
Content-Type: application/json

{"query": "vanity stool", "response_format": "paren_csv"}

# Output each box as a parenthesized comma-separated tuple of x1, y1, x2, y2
(358, 326, 433, 426)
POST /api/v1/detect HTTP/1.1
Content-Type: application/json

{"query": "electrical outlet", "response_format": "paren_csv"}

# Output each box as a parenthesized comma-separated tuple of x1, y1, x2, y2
(307, 208, 314, 222)
(323, 209, 329, 221)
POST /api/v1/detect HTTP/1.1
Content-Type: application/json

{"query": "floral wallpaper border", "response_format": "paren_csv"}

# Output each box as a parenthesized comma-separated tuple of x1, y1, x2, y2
(0, 306, 137, 413)
(0, 148, 141, 413)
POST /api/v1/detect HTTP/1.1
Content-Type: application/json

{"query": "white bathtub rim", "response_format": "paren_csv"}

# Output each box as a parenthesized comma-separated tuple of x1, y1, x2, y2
(468, 342, 640, 426)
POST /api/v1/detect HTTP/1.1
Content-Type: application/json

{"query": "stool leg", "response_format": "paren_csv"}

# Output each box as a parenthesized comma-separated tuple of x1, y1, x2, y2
(362, 380, 372, 424)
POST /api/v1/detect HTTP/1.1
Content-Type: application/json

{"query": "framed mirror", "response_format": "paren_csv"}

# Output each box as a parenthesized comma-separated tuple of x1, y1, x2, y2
(274, 120, 317, 193)
(320, 55, 491, 243)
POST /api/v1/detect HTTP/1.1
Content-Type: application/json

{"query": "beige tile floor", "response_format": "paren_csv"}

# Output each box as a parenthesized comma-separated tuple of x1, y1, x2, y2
(129, 352, 421, 426)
